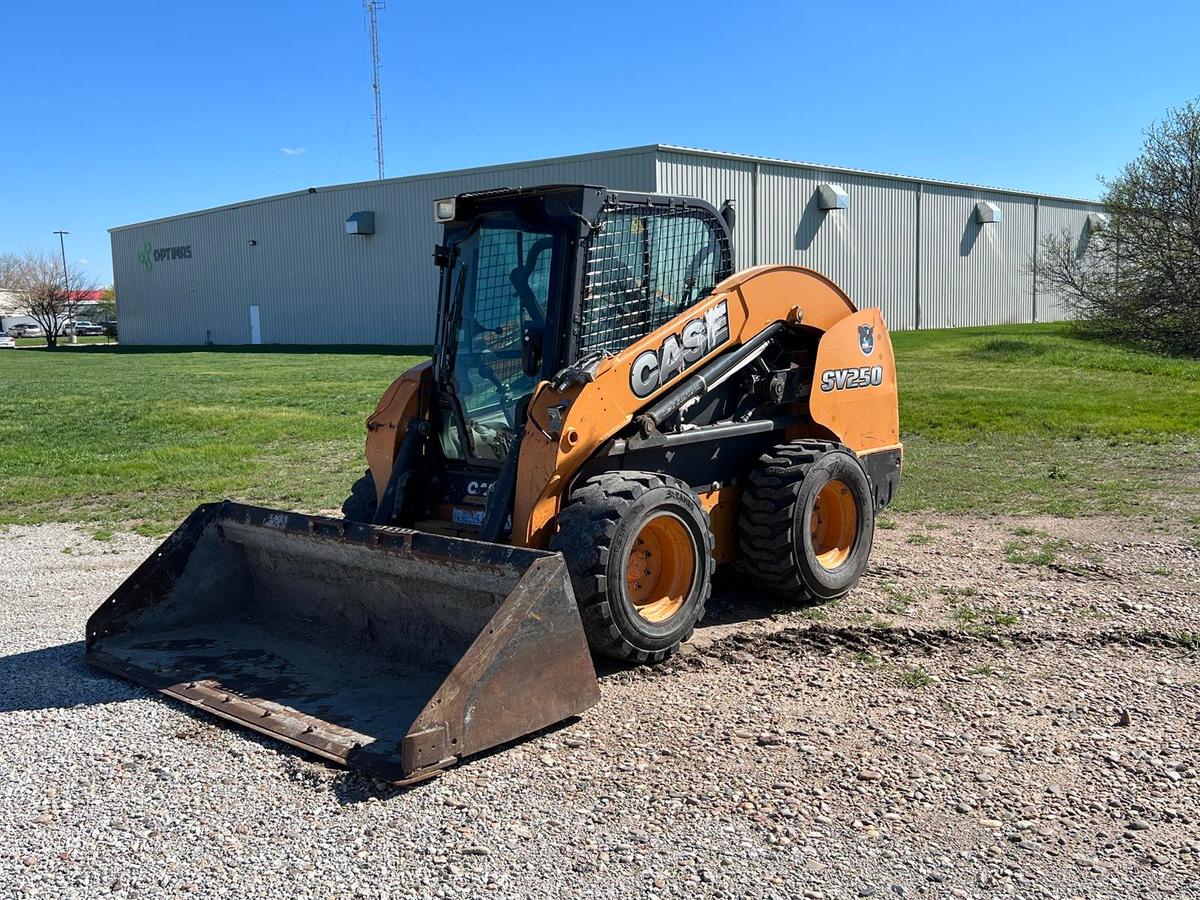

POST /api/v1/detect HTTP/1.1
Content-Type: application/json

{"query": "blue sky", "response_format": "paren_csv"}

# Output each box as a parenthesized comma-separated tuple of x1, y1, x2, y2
(2, 0, 1198, 283)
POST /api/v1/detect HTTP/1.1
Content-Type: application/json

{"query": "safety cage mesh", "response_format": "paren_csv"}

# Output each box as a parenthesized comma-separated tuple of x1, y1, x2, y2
(576, 201, 732, 356)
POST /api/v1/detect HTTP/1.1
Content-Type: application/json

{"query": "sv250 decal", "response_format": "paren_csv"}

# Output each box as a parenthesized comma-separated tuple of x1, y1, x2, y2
(820, 365, 884, 392)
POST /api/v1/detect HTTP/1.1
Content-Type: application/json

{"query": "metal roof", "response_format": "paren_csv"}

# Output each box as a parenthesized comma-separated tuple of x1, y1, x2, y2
(654, 145, 1103, 205)
(109, 143, 1101, 233)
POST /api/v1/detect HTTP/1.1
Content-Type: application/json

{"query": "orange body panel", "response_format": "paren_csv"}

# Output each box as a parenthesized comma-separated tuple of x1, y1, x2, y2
(697, 487, 741, 565)
(364, 361, 431, 505)
(807, 309, 900, 453)
(514, 265, 899, 549)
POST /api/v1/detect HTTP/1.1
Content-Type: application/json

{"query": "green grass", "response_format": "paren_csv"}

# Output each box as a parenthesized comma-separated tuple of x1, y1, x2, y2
(14, 335, 114, 347)
(0, 322, 1198, 534)
(899, 667, 933, 688)
(883, 587, 915, 616)
(0, 346, 421, 533)
(1003, 535, 1066, 566)
(951, 603, 1022, 637)
(940, 585, 978, 599)
(1174, 631, 1200, 651)
(894, 324, 1199, 439)
(891, 323, 1200, 521)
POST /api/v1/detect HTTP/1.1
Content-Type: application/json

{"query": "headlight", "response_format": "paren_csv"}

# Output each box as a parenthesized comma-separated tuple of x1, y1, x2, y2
(434, 198, 456, 223)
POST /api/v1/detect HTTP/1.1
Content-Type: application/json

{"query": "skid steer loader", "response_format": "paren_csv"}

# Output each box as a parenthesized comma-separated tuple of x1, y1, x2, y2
(87, 185, 901, 784)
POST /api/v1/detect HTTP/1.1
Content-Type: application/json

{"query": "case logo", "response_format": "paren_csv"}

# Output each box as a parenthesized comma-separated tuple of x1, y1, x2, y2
(629, 300, 730, 398)
(466, 479, 493, 497)
(859, 323, 875, 356)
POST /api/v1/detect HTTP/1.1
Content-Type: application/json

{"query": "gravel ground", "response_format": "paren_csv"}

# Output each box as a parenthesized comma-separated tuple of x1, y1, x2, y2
(1, 516, 1197, 899)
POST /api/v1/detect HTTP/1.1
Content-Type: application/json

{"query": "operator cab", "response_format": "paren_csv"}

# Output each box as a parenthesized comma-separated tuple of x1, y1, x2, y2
(425, 185, 734, 534)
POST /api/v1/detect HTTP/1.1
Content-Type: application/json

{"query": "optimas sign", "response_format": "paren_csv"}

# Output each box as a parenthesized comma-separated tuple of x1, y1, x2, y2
(138, 241, 192, 273)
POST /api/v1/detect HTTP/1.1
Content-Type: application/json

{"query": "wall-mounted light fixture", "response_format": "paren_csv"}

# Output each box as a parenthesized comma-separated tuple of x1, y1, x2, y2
(817, 184, 850, 211)
(247, 239, 257, 246)
(346, 211, 376, 235)
(974, 201, 1002, 224)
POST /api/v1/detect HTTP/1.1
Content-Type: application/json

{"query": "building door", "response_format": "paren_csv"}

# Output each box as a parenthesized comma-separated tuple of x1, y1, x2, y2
(248, 305, 262, 345)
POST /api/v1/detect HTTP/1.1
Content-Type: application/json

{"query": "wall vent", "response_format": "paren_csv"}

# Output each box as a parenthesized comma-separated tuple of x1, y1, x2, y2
(974, 201, 1002, 224)
(817, 184, 849, 211)
(346, 211, 376, 235)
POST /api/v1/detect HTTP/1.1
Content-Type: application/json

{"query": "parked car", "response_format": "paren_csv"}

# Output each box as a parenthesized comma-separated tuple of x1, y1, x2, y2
(0, 334, 14, 350)
(69, 321, 106, 336)
(6, 323, 43, 338)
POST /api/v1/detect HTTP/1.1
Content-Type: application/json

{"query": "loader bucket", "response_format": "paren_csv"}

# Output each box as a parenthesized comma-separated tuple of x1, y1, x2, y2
(85, 502, 599, 784)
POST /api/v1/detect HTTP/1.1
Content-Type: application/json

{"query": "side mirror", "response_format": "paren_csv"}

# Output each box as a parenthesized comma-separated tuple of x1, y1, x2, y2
(522, 326, 543, 377)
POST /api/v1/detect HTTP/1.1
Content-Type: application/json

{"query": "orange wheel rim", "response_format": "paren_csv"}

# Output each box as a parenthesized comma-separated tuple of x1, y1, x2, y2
(810, 479, 858, 570)
(625, 513, 695, 622)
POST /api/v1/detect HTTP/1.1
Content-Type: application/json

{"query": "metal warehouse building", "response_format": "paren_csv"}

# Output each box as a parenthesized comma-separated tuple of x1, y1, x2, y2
(110, 145, 1103, 345)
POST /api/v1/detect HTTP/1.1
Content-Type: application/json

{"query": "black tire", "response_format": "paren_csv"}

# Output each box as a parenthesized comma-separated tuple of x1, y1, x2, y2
(738, 442, 875, 601)
(341, 470, 378, 522)
(551, 472, 714, 663)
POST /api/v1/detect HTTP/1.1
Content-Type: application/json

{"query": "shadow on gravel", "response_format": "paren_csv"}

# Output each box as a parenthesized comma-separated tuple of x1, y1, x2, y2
(0, 641, 145, 712)
(330, 717, 581, 805)
(588, 581, 811, 679)
(703, 579, 788, 628)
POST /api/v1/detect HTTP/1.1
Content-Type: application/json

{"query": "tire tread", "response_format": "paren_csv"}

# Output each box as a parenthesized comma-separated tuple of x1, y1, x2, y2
(737, 441, 849, 597)
(552, 471, 713, 663)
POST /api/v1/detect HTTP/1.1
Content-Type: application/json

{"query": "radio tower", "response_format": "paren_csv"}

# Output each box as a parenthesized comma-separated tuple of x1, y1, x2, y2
(365, 0, 386, 180)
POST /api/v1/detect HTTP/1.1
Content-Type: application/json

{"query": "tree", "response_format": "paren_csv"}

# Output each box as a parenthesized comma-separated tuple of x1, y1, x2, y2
(1033, 99, 1200, 357)
(0, 250, 97, 348)
(96, 284, 117, 323)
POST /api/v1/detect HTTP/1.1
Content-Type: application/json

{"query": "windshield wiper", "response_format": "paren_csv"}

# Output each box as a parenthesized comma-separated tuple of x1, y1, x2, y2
(440, 258, 469, 383)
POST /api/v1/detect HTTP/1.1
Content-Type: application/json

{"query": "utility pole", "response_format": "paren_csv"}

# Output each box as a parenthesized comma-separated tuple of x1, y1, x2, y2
(53, 230, 69, 286)
(53, 230, 73, 343)
(365, 0, 386, 180)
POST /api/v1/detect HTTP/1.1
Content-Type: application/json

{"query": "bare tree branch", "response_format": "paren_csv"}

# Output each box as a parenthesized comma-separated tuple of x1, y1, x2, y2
(1032, 98, 1200, 357)
(0, 250, 97, 348)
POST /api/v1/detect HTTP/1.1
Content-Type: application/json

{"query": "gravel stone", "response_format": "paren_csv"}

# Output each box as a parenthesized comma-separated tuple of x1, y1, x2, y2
(1, 515, 1198, 898)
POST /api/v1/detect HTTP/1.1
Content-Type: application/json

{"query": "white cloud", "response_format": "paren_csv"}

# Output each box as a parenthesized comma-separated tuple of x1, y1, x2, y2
(281, 146, 306, 156)
(78, 258, 90, 265)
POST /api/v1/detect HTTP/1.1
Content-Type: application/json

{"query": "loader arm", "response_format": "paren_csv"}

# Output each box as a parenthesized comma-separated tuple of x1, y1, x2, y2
(515, 265, 901, 549)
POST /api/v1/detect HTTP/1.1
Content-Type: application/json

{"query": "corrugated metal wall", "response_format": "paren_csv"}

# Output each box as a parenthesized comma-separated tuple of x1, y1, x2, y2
(917, 186, 1036, 329)
(653, 149, 1100, 333)
(112, 145, 1102, 345)
(658, 151, 918, 329)
(112, 150, 657, 345)
(655, 152, 757, 270)
(1034, 199, 1095, 323)
(763, 164, 919, 331)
